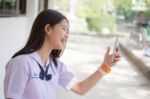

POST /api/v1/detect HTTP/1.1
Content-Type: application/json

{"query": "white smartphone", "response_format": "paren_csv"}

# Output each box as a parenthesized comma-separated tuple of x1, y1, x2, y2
(112, 38, 118, 62)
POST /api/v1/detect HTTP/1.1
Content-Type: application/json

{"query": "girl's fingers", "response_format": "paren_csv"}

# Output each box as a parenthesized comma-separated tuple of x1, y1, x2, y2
(114, 58, 121, 62)
(105, 46, 111, 56)
(113, 56, 121, 63)
(104, 47, 121, 67)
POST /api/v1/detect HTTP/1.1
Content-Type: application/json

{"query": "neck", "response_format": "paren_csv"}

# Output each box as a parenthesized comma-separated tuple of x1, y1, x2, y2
(37, 41, 53, 66)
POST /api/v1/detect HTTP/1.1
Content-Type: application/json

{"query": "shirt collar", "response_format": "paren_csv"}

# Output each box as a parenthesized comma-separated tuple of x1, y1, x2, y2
(29, 51, 50, 67)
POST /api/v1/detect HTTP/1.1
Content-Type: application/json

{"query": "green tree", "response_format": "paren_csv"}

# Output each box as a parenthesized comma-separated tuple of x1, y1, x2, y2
(76, 0, 105, 18)
(76, 0, 116, 32)
(112, 0, 133, 21)
(145, 0, 150, 19)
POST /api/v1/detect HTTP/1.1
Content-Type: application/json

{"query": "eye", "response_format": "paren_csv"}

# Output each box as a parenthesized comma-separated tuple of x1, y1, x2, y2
(62, 27, 66, 30)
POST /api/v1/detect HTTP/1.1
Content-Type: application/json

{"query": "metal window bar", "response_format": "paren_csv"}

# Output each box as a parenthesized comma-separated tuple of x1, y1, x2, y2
(16, 0, 20, 15)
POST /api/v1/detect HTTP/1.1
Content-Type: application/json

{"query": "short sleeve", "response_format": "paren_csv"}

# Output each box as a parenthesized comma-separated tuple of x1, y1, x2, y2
(4, 56, 29, 99)
(58, 60, 78, 91)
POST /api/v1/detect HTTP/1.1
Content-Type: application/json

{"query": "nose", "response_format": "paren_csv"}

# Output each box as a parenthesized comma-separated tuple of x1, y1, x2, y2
(65, 33, 69, 40)
(65, 31, 69, 39)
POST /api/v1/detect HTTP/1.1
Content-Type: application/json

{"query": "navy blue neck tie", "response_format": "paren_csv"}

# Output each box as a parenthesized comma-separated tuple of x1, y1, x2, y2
(37, 62, 52, 81)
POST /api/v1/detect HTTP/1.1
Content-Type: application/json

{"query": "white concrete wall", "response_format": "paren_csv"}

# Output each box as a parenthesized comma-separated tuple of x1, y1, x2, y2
(26, 0, 39, 34)
(0, 17, 27, 98)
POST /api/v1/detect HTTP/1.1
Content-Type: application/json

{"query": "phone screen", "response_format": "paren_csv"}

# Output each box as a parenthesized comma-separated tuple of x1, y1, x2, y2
(112, 38, 118, 62)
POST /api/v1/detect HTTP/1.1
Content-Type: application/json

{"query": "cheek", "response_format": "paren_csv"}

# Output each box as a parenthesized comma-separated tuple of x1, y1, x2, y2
(49, 29, 64, 49)
(52, 33, 62, 46)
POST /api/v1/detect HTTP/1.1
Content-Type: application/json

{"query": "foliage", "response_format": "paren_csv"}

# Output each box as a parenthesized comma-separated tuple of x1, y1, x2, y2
(75, 0, 88, 18)
(146, 25, 150, 36)
(55, 0, 69, 12)
(86, 15, 116, 32)
(76, 0, 104, 18)
(112, 0, 133, 20)
(76, 0, 116, 32)
(56, 0, 117, 32)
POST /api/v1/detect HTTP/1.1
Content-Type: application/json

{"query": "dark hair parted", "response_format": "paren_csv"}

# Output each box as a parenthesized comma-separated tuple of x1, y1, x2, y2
(12, 9, 68, 67)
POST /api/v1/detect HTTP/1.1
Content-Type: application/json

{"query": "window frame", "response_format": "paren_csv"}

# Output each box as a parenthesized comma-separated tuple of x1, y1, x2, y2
(0, 0, 26, 17)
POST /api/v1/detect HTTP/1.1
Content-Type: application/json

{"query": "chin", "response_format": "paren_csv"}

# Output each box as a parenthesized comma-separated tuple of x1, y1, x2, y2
(55, 43, 65, 50)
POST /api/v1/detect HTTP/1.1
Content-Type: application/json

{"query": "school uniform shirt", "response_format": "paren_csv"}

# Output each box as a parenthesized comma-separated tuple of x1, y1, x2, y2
(4, 51, 78, 99)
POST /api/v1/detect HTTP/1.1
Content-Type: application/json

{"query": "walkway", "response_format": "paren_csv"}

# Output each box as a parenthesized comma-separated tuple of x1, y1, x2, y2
(57, 34, 150, 99)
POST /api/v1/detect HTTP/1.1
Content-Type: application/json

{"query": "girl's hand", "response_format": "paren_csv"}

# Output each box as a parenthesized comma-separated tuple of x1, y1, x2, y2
(102, 47, 121, 67)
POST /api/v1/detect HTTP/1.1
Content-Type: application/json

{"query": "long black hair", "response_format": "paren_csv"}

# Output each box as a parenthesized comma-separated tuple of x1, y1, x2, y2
(12, 9, 68, 67)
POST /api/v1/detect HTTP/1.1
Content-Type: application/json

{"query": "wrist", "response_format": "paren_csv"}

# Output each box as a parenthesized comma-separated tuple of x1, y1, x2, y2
(101, 64, 111, 73)
(97, 64, 111, 76)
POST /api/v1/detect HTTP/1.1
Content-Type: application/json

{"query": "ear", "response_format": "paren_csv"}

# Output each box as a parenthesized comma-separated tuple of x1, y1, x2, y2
(44, 24, 52, 35)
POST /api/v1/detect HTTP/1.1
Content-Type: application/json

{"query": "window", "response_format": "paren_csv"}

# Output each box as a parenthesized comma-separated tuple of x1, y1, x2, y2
(38, 0, 48, 12)
(0, 0, 26, 17)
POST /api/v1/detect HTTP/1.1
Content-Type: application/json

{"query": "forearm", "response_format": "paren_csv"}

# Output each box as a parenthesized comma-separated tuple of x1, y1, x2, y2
(78, 70, 103, 95)
(71, 64, 111, 95)
(71, 47, 120, 95)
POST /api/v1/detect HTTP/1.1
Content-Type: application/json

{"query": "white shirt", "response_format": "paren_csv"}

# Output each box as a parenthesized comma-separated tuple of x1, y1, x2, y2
(4, 52, 78, 99)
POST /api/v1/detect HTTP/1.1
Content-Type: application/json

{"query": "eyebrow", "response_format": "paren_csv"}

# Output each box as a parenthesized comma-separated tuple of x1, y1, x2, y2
(60, 24, 68, 28)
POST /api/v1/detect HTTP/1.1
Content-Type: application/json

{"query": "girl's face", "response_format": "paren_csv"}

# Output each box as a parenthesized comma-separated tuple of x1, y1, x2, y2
(46, 19, 69, 50)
